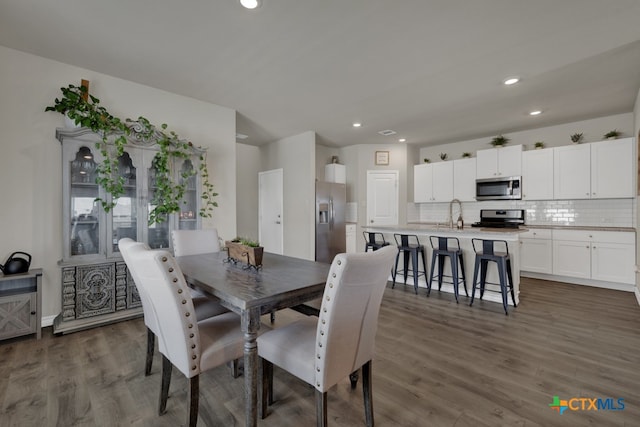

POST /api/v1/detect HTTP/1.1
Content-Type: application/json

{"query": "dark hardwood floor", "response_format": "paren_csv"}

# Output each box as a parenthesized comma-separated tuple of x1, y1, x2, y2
(1, 277, 639, 426)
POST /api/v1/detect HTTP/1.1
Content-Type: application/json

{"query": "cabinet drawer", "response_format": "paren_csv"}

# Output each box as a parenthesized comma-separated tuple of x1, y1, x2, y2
(590, 231, 635, 245)
(551, 229, 634, 244)
(520, 228, 552, 239)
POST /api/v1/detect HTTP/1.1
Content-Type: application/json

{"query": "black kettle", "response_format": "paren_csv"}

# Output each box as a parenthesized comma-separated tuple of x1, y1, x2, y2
(0, 251, 32, 275)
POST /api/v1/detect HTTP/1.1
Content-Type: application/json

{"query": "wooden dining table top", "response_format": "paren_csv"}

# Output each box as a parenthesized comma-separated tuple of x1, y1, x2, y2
(176, 251, 331, 315)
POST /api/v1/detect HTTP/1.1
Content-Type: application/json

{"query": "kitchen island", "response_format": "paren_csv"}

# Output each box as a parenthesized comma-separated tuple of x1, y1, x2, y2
(363, 224, 527, 306)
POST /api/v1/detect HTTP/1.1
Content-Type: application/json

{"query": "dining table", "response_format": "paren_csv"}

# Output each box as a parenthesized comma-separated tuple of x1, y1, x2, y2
(175, 250, 331, 427)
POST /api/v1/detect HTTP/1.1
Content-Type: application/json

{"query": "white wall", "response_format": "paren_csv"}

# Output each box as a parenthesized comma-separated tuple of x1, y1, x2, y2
(236, 143, 261, 241)
(260, 131, 316, 260)
(0, 46, 237, 320)
(634, 88, 640, 301)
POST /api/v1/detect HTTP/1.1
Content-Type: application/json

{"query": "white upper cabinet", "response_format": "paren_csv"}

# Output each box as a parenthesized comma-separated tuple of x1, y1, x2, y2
(413, 162, 453, 203)
(325, 163, 346, 184)
(522, 148, 554, 200)
(590, 138, 634, 199)
(476, 145, 522, 179)
(554, 138, 634, 200)
(553, 144, 591, 199)
(453, 157, 476, 201)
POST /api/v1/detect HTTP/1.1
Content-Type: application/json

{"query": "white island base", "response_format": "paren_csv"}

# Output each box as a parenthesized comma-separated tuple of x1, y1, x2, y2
(363, 224, 526, 307)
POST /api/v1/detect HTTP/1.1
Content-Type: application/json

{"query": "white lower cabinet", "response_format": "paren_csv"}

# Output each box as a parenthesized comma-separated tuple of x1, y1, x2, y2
(519, 229, 552, 274)
(551, 230, 635, 285)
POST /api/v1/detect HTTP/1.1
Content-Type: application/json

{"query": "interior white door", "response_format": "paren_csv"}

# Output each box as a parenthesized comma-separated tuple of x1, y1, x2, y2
(366, 170, 399, 226)
(259, 169, 283, 255)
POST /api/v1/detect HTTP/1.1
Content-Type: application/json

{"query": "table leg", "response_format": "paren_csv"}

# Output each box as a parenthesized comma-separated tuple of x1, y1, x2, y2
(242, 308, 261, 427)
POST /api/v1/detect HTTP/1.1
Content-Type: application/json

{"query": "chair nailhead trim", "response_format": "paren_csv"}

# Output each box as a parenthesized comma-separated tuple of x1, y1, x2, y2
(178, 289, 183, 294)
(188, 324, 193, 328)
(329, 283, 333, 288)
(192, 355, 197, 360)
(337, 260, 341, 265)
(185, 312, 191, 317)
(192, 365, 197, 370)
(182, 300, 186, 304)
(168, 267, 174, 272)
(332, 273, 336, 278)
(317, 367, 320, 372)
(326, 296, 330, 301)
(322, 319, 325, 324)
(162, 257, 167, 262)
(320, 331, 324, 335)
(323, 308, 327, 312)
(190, 333, 194, 338)
(191, 344, 196, 349)
(173, 278, 178, 283)
(319, 342, 322, 347)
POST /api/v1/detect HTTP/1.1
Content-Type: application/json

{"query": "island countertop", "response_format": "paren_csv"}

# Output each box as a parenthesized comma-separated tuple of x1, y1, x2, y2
(363, 223, 527, 241)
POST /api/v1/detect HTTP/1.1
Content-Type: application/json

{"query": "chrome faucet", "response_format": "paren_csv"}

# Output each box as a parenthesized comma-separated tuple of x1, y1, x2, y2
(449, 198, 463, 229)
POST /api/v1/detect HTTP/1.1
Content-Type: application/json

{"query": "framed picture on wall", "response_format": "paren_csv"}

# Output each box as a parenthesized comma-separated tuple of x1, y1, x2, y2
(375, 151, 389, 165)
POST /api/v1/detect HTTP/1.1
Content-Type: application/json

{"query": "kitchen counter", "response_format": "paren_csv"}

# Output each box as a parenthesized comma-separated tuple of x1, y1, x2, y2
(363, 224, 522, 307)
(524, 224, 635, 232)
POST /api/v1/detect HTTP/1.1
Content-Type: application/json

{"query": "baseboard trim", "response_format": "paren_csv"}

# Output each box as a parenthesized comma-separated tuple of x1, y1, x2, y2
(42, 315, 57, 328)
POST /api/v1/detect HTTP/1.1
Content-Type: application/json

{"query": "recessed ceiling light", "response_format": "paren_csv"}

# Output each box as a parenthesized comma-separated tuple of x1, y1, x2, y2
(529, 110, 542, 116)
(398, 138, 406, 143)
(503, 77, 520, 85)
(378, 129, 396, 136)
(352, 122, 362, 128)
(236, 133, 249, 140)
(240, 0, 261, 9)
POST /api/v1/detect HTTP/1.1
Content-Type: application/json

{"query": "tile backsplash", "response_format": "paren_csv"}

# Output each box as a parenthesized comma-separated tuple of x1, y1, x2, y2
(408, 199, 635, 228)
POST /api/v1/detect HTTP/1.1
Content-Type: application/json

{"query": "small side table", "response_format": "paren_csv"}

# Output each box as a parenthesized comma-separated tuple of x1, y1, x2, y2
(0, 268, 43, 340)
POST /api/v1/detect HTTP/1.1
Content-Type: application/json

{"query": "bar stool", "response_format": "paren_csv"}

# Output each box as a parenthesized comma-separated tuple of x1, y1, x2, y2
(363, 232, 391, 252)
(469, 239, 517, 315)
(391, 234, 428, 294)
(427, 236, 468, 303)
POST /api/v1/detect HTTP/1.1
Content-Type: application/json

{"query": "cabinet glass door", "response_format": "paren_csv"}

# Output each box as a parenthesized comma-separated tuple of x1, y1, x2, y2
(69, 146, 100, 256)
(111, 152, 138, 253)
(177, 158, 198, 230)
(147, 154, 170, 249)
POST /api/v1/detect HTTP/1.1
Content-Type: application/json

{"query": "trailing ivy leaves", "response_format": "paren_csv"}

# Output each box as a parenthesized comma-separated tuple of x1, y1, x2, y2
(46, 84, 219, 225)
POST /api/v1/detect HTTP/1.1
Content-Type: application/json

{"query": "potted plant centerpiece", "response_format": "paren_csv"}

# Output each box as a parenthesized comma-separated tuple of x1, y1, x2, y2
(490, 134, 509, 147)
(225, 238, 264, 268)
(461, 152, 471, 158)
(46, 83, 218, 224)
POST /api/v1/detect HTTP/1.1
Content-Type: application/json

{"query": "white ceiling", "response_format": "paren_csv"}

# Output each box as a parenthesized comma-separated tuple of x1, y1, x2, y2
(2, 0, 640, 147)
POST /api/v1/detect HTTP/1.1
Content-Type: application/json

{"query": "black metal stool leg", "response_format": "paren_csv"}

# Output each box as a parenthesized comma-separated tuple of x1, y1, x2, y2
(428, 251, 437, 296)
(451, 254, 459, 303)
(392, 251, 400, 288)
(470, 256, 480, 306)
(411, 249, 419, 294)
(506, 259, 517, 307)
(458, 252, 468, 296)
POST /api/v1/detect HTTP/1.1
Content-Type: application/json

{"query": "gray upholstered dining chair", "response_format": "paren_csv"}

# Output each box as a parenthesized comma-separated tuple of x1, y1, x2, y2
(258, 245, 396, 427)
(119, 238, 229, 377)
(171, 229, 221, 257)
(124, 242, 246, 427)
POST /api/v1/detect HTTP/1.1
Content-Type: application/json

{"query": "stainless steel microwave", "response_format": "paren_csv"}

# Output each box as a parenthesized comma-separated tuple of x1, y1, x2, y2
(475, 176, 522, 200)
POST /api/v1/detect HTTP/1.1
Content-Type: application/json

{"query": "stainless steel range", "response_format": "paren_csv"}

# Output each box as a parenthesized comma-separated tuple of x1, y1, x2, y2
(471, 209, 525, 229)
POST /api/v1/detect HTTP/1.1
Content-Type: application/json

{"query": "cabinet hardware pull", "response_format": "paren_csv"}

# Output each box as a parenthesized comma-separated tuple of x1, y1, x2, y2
(31, 311, 36, 315)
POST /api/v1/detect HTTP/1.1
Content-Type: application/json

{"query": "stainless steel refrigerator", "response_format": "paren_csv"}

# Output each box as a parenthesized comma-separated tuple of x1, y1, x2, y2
(315, 181, 346, 263)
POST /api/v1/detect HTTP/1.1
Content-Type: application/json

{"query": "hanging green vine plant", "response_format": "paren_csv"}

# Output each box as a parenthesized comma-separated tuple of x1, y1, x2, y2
(46, 83, 219, 225)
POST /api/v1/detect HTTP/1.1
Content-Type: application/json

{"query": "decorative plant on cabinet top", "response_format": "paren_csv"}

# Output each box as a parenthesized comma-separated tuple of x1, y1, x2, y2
(490, 134, 509, 147)
(46, 83, 218, 224)
(604, 129, 621, 140)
